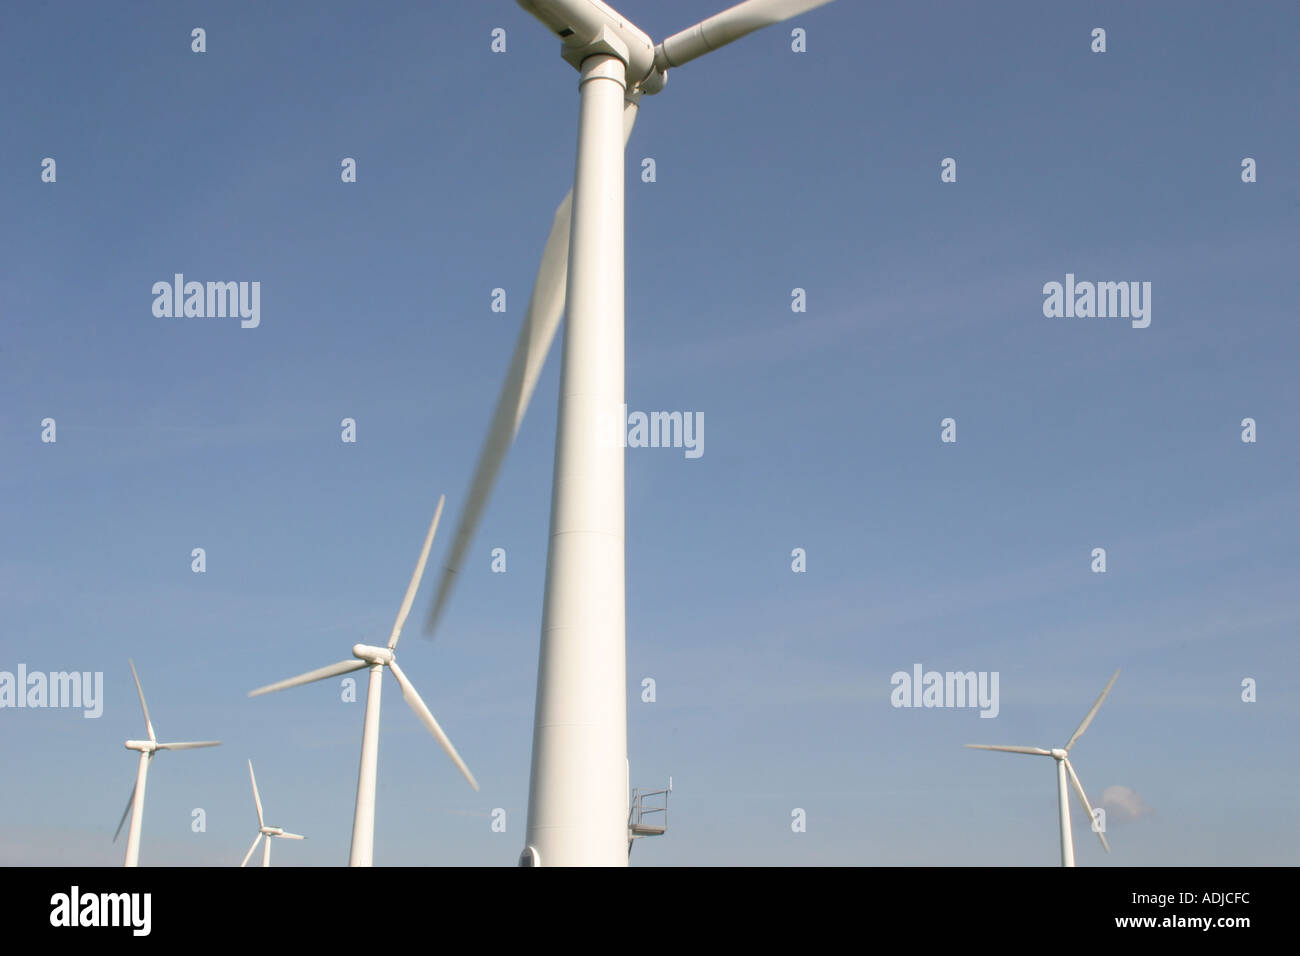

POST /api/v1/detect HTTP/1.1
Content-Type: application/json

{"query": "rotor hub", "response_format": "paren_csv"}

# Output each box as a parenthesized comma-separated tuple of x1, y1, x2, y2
(352, 644, 394, 665)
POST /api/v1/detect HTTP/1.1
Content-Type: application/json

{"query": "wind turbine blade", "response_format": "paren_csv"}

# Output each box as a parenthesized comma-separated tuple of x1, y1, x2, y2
(387, 660, 479, 791)
(112, 783, 136, 843)
(964, 744, 1053, 756)
(423, 98, 641, 640)
(1064, 759, 1111, 853)
(155, 741, 222, 750)
(276, 832, 306, 840)
(128, 659, 156, 742)
(1065, 669, 1120, 752)
(248, 760, 264, 828)
(421, 194, 569, 639)
(388, 497, 445, 650)
(248, 659, 367, 697)
(657, 0, 836, 69)
(240, 832, 263, 868)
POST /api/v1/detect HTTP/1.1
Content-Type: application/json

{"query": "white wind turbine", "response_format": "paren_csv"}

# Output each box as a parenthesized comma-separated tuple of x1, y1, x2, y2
(966, 669, 1119, 867)
(114, 659, 221, 867)
(240, 760, 305, 867)
(421, 0, 836, 866)
(249, 496, 478, 867)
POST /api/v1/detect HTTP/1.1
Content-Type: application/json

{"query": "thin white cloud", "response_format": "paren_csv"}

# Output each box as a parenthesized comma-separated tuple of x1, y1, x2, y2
(1102, 785, 1154, 823)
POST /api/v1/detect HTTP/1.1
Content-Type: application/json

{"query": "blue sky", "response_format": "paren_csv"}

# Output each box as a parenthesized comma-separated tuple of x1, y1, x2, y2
(1, 0, 1297, 866)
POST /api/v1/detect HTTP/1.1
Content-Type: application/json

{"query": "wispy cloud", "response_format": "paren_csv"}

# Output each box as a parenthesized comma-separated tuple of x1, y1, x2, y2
(1102, 785, 1154, 823)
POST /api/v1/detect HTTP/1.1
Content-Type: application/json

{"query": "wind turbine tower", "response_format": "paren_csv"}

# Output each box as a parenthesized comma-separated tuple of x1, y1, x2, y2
(423, 0, 837, 866)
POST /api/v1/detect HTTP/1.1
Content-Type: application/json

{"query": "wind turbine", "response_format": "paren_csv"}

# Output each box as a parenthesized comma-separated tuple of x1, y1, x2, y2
(966, 669, 1119, 867)
(421, 0, 836, 866)
(113, 659, 221, 867)
(248, 496, 478, 867)
(240, 760, 305, 867)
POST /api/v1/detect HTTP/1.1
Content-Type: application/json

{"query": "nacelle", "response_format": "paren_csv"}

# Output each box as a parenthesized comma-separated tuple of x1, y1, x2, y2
(518, 0, 663, 91)
(351, 643, 394, 665)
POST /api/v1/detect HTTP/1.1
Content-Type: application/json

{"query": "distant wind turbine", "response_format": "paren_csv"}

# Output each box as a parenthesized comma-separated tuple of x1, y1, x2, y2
(114, 659, 221, 867)
(240, 760, 305, 867)
(966, 669, 1119, 867)
(248, 496, 478, 866)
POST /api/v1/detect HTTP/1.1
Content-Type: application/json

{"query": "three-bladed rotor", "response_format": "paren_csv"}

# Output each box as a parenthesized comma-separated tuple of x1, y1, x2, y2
(249, 496, 476, 790)
(240, 760, 306, 867)
(114, 660, 222, 866)
(966, 669, 1120, 860)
